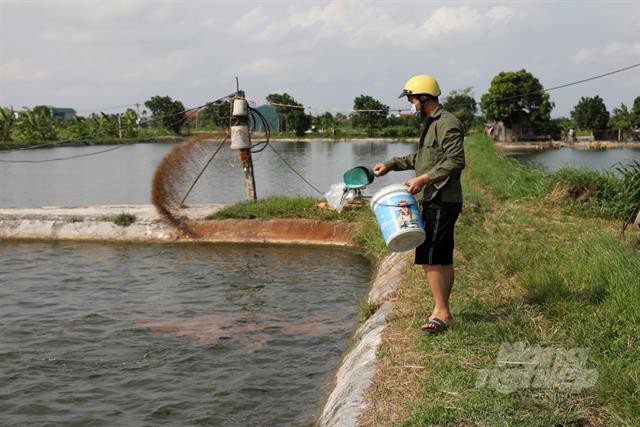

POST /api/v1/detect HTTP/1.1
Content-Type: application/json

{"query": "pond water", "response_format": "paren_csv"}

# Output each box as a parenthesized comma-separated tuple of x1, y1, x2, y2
(507, 147, 640, 173)
(0, 241, 371, 425)
(0, 141, 416, 208)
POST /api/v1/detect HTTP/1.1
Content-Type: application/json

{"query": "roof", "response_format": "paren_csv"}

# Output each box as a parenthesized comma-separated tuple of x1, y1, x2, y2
(52, 107, 76, 114)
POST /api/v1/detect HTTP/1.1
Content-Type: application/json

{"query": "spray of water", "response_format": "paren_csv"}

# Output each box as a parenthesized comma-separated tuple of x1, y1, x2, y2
(151, 132, 228, 235)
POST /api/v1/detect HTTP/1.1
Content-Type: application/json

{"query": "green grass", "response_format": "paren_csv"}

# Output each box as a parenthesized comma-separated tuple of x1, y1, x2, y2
(383, 134, 640, 425)
(110, 212, 137, 227)
(466, 133, 640, 221)
(207, 196, 388, 260)
(553, 161, 640, 220)
(464, 133, 551, 201)
(206, 196, 367, 221)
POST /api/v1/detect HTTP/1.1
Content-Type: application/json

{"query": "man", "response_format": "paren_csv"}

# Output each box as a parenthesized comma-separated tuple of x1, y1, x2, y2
(373, 75, 465, 334)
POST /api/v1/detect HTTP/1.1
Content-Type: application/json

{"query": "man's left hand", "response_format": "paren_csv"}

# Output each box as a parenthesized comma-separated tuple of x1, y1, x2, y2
(404, 174, 431, 195)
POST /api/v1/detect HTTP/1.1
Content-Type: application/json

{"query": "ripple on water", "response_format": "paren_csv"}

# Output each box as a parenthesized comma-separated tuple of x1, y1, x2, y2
(0, 241, 371, 425)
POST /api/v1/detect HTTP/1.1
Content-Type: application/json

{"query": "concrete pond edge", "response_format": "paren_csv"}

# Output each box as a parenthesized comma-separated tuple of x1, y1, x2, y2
(318, 251, 410, 426)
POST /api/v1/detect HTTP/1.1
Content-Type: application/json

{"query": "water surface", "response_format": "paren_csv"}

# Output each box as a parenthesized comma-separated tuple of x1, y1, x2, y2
(507, 147, 640, 173)
(0, 141, 416, 208)
(0, 241, 371, 425)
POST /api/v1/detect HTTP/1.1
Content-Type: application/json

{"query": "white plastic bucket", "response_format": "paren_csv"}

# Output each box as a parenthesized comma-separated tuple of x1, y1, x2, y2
(370, 184, 425, 252)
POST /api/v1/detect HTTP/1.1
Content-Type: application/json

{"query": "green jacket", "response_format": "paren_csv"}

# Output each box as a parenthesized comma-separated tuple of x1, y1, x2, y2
(383, 105, 465, 203)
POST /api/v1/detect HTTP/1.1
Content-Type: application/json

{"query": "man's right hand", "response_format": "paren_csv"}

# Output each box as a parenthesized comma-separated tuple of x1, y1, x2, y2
(373, 163, 389, 177)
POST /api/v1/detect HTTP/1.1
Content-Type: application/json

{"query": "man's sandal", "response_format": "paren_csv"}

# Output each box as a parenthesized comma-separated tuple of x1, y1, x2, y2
(421, 318, 449, 334)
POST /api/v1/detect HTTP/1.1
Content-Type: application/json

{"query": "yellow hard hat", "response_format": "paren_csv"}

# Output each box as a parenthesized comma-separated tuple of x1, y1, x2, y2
(399, 75, 441, 98)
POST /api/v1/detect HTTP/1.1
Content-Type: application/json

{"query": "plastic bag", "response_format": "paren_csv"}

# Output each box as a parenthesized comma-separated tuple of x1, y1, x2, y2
(324, 183, 348, 213)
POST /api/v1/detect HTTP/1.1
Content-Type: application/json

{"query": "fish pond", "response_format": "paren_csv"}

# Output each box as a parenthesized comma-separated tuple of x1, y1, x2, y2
(0, 241, 372, 425)
(0, 140, 416, 208)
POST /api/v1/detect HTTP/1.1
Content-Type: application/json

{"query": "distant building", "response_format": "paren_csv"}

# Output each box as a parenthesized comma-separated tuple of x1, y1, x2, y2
(486, 110, 550, 142)
(51, 107, 76, 122)
(250, 104, 281, 132)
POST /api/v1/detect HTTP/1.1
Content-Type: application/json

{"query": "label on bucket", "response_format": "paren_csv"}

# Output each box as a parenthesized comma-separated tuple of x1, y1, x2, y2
(373, 194, 424, 244)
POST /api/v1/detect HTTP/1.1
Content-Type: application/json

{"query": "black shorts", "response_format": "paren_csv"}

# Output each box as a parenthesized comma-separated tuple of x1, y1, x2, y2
(414, 198, 462, 265)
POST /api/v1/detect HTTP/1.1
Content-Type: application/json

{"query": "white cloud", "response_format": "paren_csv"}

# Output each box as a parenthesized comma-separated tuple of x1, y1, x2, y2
(233, 7, 265, 34)
(573, 42, 640, 63)
(1, 1, 638, 116)
(285, 3, 518, 49)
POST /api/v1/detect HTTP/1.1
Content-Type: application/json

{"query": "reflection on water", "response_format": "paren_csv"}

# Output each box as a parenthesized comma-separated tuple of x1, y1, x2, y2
(0, 140, 416, 208)
(0, 241, 371, 425)
(507, 147, 640, 173)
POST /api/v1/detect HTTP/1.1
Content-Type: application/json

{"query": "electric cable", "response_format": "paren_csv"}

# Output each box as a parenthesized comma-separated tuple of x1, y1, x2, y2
(245, 62, 640, 114)
(0, 93, 235, 154)
(0, 95, 235, 162)
(246, 105, 323, 195)
(0, 110, 191, 163)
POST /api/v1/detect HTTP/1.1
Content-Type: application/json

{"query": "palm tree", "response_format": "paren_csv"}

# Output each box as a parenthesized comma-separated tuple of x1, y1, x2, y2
(0, 107, 16, 141)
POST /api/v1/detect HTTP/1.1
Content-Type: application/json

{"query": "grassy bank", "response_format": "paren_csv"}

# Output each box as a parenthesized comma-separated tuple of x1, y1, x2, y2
(361, 133, 639, 425)
(207, 196, 387, 260)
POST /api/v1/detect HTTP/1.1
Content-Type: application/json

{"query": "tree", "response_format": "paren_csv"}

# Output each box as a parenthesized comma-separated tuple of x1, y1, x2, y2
(198, 100, 231, 129)
(122, 108, 139, 137)
(317, 112, 338, 136)
(351, 95, 389, 136)
(609, 103, 634, 131)
(571, 96, 609, 136)
(144, 95, 187, 134)
(0, 107, 15, 141)
(443, 87, 477, 134)
(631, 96, 640, 128)
(16, 106, 58, 141)
(480, 69, 554, 133)
(266, 93, 310, 136)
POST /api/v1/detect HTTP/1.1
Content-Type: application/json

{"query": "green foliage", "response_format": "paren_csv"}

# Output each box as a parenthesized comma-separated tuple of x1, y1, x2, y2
(198, 101, 231, 129)
(144, 95, 187, 134)
(465, 133, 550, 200)
(551, 116, 575, 131)
(571, 95, 610, 135)
(16, 106, 58, 141)
(316, 112, 338, 136)
(357, 300, 379, 322)
(351, 95, 389, 136)
(289, 109, 312, 137)
(443, 87, 477, 134)
(553, 160, 640, 220)
(632, 96, 640, 128)
(111, 212, 136, 227)
(0, 107, 15, 141)
(266, 93, 311, 136)
(207, 196, 366, 221)
(480, 69, 554, 133)
(121, 109, 139, 138)
(609, 102, 634, 130)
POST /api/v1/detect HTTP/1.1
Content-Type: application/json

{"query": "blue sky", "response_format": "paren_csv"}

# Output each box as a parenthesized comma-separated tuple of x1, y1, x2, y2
(1, 1, 638, 117)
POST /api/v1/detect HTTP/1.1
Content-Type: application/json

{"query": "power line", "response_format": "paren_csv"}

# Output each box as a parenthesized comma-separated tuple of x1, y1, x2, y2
(446, 62, 640, 110)
(74, 103, 139, 114)
(0, 145, 124, 163)
(0, 94, 235, 156)
(249, 62, 640, 113)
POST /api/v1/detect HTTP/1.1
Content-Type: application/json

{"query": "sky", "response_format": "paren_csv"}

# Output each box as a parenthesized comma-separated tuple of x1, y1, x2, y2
(1, 0, 639, 118)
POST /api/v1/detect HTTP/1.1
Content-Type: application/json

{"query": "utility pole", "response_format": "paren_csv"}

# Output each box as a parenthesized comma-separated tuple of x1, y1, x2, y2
(118, 114, 122, 139)
(230, 89, 256, 201)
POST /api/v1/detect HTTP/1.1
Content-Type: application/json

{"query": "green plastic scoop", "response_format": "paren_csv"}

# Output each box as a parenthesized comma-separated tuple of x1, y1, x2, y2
(343, 166, 375, 189)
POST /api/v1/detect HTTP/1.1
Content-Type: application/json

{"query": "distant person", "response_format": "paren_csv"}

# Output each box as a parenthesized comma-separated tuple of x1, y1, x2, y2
(568, 127, 576, 142)
(373, 75, 465, 334)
